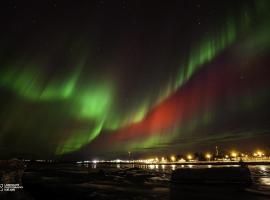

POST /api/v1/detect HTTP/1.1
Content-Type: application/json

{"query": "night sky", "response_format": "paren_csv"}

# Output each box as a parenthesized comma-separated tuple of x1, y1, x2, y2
(0, 0, 270, 159)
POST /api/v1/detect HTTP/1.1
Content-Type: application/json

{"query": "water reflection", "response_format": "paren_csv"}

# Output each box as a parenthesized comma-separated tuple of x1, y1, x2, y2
(138, 164, 198, 171)
(259, 165, 267, 172)
(260, 177, 270, 186)
(80, 162, 270, 190)
(82, 163, 270, 187)
(161, 165, 165, 170)
(149, 165, 155, 170)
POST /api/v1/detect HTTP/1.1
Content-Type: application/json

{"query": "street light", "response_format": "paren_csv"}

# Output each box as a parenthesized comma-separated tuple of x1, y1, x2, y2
(187, 154, 192, 160)
(231, 152, 237, 158)
(161, 157, 166, 163)
(257, 151, 264, 157)
(171, 156, 176, 162)
(205, 153, 211, 161)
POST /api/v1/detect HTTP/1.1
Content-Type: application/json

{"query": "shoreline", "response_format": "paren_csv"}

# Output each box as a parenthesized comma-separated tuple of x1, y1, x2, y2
(88, 161, 270, 166)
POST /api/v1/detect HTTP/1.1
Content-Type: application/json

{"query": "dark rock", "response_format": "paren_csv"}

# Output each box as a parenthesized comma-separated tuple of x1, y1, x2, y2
(171, 166, 252, 185)
(0, 159, 25, 184)
(0, 159, 32, 200)
(98, 169, 106, 176)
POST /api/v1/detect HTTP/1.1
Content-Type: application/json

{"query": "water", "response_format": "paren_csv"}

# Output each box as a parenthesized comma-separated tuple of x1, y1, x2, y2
(249, 165, 270, 192)
(85, 163, 270, 193)
(23, 163, 270, 199)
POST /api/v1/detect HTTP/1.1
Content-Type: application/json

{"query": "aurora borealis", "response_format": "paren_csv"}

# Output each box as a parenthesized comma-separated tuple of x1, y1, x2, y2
(0, 1, 270, 159)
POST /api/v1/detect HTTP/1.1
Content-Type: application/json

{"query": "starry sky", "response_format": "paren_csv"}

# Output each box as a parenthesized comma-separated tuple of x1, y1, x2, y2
(0, 0, 270, 159)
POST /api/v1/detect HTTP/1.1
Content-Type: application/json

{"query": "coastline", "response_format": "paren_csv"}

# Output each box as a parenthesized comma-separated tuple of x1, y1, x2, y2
(87, 161, 270, 166)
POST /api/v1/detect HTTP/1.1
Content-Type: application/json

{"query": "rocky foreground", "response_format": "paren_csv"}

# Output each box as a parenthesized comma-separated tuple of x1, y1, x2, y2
(23, 164, 170, 200)
(1, 162, 270, 200)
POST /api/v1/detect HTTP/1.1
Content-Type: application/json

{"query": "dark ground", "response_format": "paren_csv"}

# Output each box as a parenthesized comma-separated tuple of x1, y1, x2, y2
(8, 163, 267, 200)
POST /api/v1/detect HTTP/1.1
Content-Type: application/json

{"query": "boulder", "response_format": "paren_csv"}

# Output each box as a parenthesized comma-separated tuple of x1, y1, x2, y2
(0, 159, 25, 184)
(171, 166, 252, 185)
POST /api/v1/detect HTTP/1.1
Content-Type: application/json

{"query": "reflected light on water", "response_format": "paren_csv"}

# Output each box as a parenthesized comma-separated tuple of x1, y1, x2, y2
(260, 178, 270, 186)
(161, 165, 165, 170)
(149, 164, 155, 170)
(259, 166, 267, 171)
(116, 164, 120, 169)
(171, 165, 176, 171)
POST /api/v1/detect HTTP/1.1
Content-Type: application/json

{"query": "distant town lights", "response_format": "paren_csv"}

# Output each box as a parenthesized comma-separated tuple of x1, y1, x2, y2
(73, 148, 269, 165)
(231, 152, 237, 158)
(205, 153, 212, 161)
(171, 156, 176, 162)
(161, 157, 166, 163)
(256, 151, 264, 157)
(179, 158, 186, 162)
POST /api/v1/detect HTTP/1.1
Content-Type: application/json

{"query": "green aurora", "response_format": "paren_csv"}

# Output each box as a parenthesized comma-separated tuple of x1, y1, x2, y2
(0, 0, 270, 158)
